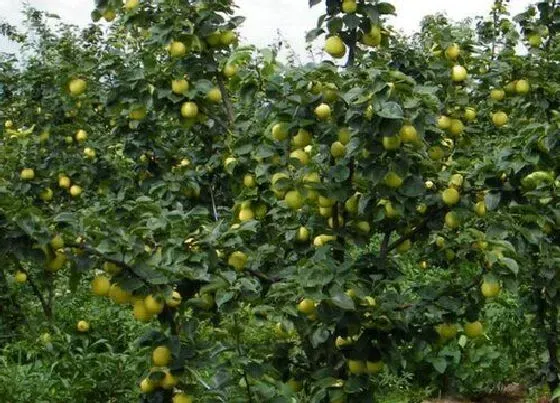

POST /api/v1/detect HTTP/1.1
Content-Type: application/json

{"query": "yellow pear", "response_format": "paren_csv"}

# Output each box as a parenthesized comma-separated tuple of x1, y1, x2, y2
(69, 185, 82, 197)
(238, 207, 254, 222)
(437, 115, 452, 130)
(384, 171, 403, 188)
(207, 87, 222, 103)
(382, 135, 401, 150)
(297, 298, 316, 314)
(361, 26, 381, 46)
(491, 111, 508, 127)
(314, 103, 331, 120)
(464, 107, 476, 121)
(169, 41, 186, 57)
(181, 101, 199, 118)
(451, 65, 467, 82)
(223, 63, 238, 78)
(464, 321, 483, 338)
(285, 190, 304, 210)
(292, 128, 312, 147)
(77, 320, 90, 333)
(172, 393, 193, 403)
(103, 9, 116, 22)
(133, 299, 152, 322)
(91, 275, 111, 296)
(330, 141, 346, 158)
(228, 251, 248, 271)
(436, 323, 457, 339)
(444, 211, 460, 229)
(295, 226, 310, 242)
(399, 125, 418, 143)
(75, 129, 88, 142)
(290, 149, 310, 165)
(139, 378, 155, 393)
(128, 106, 147, 120)
(355, 221, 370, 234)
(124, 0, 139, 11)
(481, 280, 500, 297)
(15, 271, 27, 283)
(449, 119, 464, 137)
(338, 127, 351, 145)
(107, 284, 130, 304)
(474, 201, 487, 216)
(166, 291, 182, 308)
(220, 30, 237, 46)
(324, 36, 346, 58)
(348, 360, 366, 374)
(272, 123, 288, 141)
(490, 88, 505, 101)
(144, 295, 164, 315)
(243, 174, 256, 188)
(366, 361, 384, 374)
(444, 43, 460, 60)
(441, 188, 460, 206)
(396, 239, 411, 254)
(342, 0, 357, 13)
(20, 168, 35, 180)
(516, 79, 530, 94)
(171, 79, 189, 94)
(152, 345, 172, 367)
(527, 33, 541, 47)
(69, 78, 87, 96)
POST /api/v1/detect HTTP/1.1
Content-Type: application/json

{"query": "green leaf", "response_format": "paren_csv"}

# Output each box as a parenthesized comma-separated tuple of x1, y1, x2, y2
(329, 165, 350, 182)
(377, 101, 403, 119)
(311, 327, 331, 348)
(330, 292, 355, 310)
(484, 192, 501, 210)
(431, 357, 447, 374)
(500, 257, 519, 274)
(327, 17, 343, 34)
(377, 2, 397, 15)
(342, 14, 361, 30)
(400, 176, 425, 197)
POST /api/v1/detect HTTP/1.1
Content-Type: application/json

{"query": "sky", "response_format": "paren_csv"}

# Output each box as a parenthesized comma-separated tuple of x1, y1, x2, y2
(0, 0, 533, 59)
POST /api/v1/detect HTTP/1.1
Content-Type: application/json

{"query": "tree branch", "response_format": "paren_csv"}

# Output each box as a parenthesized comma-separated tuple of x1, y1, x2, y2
(234, 315, 254, 403)
(345, 28, 358, 68)
(65, 241, 150, 286)
(11, 257, 51, 319)
(217, 73, 235, 124)
(379, 231, 392, 261)
(387, 210, 439, 252)
(246, 269, 280, 284)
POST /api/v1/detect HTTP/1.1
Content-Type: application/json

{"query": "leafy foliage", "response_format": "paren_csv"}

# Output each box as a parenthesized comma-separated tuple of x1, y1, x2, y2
(1, 0, 560, 402)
